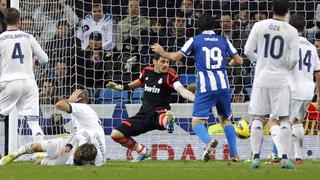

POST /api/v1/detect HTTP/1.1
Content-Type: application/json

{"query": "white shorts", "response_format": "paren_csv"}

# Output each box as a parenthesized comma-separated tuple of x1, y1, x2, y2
(0, 79, 39, 116)
(249, 86, 290, 119)
(290, 99, 310, 122)
(40, 138, 73, 166)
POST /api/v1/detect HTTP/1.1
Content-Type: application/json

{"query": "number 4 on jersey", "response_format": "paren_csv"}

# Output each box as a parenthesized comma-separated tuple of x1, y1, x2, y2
(12, 43, 24, 64)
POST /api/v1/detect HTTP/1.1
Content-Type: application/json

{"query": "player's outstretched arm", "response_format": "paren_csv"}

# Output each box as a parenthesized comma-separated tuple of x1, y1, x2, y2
(174, 82, 195, 102)
(106, 79, 142, 91)
(151, 43, 184, 61)
(56, 90, 82, 113)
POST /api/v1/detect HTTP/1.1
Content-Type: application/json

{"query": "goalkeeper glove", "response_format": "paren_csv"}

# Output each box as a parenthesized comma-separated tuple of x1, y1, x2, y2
(106, 82, 124, 91)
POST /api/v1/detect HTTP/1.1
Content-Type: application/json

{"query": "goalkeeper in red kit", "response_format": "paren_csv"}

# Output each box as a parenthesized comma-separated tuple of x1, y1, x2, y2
(106, 53, 195, 162)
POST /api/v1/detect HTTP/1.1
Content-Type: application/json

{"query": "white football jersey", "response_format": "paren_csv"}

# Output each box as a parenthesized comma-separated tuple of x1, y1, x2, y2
(290, 36, 320, 100)
(69, 103, 106, 166)
(68, 129, 106, 166)
(76, 14, 114, 50)
(0, 30, 48, 83)
(244, 19, 299, 88)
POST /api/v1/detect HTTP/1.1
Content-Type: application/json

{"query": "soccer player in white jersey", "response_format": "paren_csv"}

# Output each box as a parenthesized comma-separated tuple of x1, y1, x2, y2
(0, 89, 105, 166)
(244, 0, 299, 169)
(0, 135, 98, 166)
(152, 13, 243, 162)
(55, 89, 106, 166)
(0, 8, 48, 141)
(289, 14, 320, 165)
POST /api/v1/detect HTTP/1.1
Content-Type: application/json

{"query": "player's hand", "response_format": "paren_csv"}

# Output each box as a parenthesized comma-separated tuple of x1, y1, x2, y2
(106, 82, 124, 91)
(67, 89, 83, 103)
(151, 43, 165, 54)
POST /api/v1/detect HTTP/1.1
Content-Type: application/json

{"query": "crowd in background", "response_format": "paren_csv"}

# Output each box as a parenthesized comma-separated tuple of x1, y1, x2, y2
(0, 0, 319, 105)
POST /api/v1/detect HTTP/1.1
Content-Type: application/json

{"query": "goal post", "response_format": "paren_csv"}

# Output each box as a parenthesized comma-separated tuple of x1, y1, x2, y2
(2, 0, 320, 160)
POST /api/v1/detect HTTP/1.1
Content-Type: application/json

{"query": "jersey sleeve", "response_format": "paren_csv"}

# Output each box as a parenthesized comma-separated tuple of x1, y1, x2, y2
(138, 67, 148, 84)
(244, 23, 258, 62)
(166, 70, 179, 89)
(226, 38, 238, 57)
(179, 37, 194, 56)
(287, 29, 300, 70)
(312, 47, 320, 72)
(31, 35, 48, 64)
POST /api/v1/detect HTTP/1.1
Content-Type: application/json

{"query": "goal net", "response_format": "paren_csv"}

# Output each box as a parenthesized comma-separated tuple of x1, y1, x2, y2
(1, 0, 320, 161)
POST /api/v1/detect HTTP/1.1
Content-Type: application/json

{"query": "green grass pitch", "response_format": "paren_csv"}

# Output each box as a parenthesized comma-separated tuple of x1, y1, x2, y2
(1, 160, 320, 180)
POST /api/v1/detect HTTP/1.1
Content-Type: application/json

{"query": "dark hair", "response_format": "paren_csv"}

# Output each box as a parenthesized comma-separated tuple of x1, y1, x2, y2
(89, 31, 102, 41)
(73, 143, 97, 166)
(3, 8, 20, 25)
(272, 0, 290, 16)
(196, 13, 215, 32)
(289, 14, 306, 33)
(153, 53, 161, 61)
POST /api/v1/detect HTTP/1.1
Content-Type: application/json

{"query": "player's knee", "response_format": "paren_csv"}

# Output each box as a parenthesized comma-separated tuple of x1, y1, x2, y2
(191, 118, 205, 127)
(111, 129, 125, 142)
(267, 118, 279, 128)
(31, 143, 43, 152)
(279, 120, 291, 130)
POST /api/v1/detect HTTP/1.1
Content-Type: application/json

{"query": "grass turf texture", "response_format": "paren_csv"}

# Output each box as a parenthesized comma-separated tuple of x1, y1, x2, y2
(0, 160, 320, 180)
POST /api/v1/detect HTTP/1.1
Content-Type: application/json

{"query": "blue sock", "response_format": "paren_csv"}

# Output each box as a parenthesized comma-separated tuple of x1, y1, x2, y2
(224, 124, 238, 157)
(272, 143, 278, 156)
(193, 124, 211, 144)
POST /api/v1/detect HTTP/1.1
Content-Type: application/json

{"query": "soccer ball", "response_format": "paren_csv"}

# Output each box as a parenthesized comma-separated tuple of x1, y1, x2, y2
(235, 119, 250, 139)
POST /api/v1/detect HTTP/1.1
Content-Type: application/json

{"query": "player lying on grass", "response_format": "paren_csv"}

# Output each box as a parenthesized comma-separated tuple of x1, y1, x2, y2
(55, 89, 106, 166)
(106, 53, 195, 162)
(0, 136, 97, 166)
(1, 89, 106, 166)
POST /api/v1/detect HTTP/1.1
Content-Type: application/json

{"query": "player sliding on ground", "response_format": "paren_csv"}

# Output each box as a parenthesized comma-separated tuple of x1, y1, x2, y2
(106, 53, 195, 162)
(0, 136, 97, 166)
(152, 13, 243, 162)
(1, 89, 106, 166)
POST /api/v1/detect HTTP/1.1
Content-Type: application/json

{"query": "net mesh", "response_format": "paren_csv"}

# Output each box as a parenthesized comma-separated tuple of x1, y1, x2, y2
(6, 0, 320, 160)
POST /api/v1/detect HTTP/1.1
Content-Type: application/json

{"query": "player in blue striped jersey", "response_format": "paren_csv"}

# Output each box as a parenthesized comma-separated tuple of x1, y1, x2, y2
(152, 13, 243, 162)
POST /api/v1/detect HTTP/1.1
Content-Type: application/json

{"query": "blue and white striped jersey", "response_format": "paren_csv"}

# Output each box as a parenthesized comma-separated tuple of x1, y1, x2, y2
(179, 30, 238, 93)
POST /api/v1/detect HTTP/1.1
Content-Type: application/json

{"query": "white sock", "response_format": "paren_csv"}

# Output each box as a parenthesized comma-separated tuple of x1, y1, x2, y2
(270, 124, 281, 156)
(279, 121, 292, 159)
(26, 117, 44, 141)
(250, 119, 263, 157)
(292, 124, 304, 159)
(14, 143, 34, 157)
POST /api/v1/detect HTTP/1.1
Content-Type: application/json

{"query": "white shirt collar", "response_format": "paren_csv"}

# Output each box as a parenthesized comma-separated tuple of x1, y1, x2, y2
(202, 30, 215, 34)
